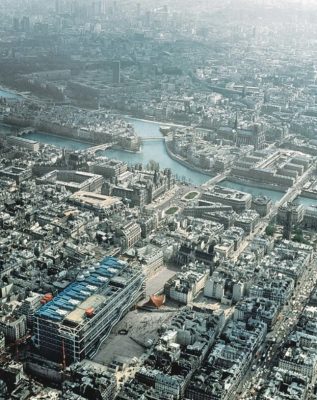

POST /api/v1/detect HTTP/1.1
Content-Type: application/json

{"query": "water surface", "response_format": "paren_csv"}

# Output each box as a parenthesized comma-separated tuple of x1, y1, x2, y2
(219, 179, 285, 202)
(25, 131, 91, 151)
(296, 196, 317, 208)
(101, 117, 210, 184)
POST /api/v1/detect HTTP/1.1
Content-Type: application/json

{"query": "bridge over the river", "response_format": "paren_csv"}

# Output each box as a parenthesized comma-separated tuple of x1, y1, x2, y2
(85, 143, 113, 154)
(140, 136, 166, 142)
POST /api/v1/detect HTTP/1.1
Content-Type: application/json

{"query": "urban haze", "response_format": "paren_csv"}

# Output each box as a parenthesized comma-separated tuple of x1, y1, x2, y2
(0, 0, 317, 399)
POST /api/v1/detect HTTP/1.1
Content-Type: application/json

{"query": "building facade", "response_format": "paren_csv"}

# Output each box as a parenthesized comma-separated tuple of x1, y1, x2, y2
(34, 257, 144, 364)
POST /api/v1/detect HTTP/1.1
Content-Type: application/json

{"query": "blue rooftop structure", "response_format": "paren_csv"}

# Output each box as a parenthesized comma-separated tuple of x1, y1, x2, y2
(35, 257, 126, 322)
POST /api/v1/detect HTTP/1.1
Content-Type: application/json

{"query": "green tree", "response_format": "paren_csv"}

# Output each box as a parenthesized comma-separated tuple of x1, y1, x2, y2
(293, 227, 305, 243)
(293, 233, 304, 243)
(265, 225, 276, 236)
(147, 160, 160, 171)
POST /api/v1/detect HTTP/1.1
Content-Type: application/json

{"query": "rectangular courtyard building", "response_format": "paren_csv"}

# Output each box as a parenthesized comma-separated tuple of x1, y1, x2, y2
(34, 257, 144, 364)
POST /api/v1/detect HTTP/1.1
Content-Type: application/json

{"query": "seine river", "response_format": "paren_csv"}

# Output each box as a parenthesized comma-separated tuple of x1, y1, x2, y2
(219, 179, 285, 202)
(0, 87, 312, 199)
(100, 118, 210, 184)
(24, 131, 91, 151)
(0, 89, 20, 99)
(19, 117, 211, 185)
(296, 196, 317, 208)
